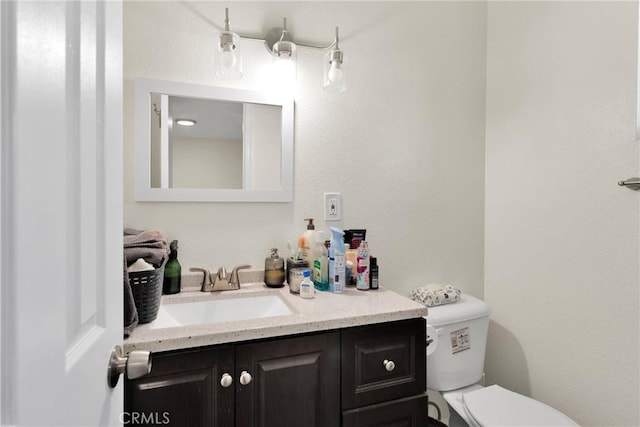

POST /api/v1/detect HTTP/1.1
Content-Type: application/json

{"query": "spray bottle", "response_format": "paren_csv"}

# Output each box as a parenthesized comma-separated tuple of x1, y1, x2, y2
(329, 227, 346, 293)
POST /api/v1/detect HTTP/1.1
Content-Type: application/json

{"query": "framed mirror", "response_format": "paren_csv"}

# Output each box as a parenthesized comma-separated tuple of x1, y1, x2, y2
(134, 78, 294, 202)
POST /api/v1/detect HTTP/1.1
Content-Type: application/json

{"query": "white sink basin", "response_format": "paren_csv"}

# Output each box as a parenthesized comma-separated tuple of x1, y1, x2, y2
(149, 294, 294, 329)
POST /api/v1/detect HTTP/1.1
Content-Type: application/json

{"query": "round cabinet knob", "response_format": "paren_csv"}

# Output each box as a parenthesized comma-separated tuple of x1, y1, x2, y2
(383, 359, 395, 372)
(239, 370, 252, 386)
(220, 373, 233, 388)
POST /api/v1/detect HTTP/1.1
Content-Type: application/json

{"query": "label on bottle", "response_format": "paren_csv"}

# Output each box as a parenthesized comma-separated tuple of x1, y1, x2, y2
(300, 279, 314, 299)
(333, 252, 345, 293)
(313, 259, 322, 283)
(371, 274, 378, 289)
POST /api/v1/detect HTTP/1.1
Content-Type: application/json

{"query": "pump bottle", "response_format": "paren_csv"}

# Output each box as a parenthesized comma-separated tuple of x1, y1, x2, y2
(299, 218, 316, 267)
(163, 240, 181, 294)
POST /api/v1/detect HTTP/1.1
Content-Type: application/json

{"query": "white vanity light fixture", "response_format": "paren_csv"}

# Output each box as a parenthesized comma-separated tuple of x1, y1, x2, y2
(323, 27, 346, 92)
(215, 8, 242, 80)
(217, 10, 346, 93)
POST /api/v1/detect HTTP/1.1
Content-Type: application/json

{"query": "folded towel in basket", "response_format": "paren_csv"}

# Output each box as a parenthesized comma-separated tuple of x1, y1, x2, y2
(124, 228, 169, 267)
(410, 283, 461, 307)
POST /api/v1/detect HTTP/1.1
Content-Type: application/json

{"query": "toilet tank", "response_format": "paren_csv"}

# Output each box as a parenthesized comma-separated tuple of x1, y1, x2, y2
(426, 294, 490, 392)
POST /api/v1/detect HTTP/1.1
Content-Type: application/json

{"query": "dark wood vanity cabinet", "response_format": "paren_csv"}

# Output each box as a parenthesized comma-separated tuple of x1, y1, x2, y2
(125, 345, 235, 427)
(125, 318, 426, 427)
(341, 318, 427, 427)
(235, 332, 340, 427)
(125, 332, 339, 427)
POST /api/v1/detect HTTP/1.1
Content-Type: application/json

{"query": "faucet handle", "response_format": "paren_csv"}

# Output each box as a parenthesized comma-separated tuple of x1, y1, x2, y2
(190, 268, 212, 285)
(230, 264, 251, 287)
(190, 268, 214, 292)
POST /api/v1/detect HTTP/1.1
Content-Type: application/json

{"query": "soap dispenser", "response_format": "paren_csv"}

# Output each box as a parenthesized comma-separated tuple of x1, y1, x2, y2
(264, 248, 285, 288)
(163, 240, 181, 294)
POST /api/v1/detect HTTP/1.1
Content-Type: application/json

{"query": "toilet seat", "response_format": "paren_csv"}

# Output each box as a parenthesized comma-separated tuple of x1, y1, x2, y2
(458, 385, 579, 426)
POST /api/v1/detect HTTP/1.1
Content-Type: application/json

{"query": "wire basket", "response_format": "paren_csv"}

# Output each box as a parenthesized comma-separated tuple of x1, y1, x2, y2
(129, 265, 164, 324)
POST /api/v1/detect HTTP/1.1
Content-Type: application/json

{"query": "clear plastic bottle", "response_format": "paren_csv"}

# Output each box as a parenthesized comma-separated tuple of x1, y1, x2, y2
(312, 231, 329, 291)
(300, 269, 314, 299)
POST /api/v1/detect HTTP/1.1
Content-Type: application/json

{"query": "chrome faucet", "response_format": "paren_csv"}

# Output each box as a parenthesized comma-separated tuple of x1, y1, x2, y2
(191, 264, 251, 292)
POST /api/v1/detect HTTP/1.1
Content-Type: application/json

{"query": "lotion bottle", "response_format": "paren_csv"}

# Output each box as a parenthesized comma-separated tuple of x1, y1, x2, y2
(299, 218, 316, 267)
(300, 269, 314, 299)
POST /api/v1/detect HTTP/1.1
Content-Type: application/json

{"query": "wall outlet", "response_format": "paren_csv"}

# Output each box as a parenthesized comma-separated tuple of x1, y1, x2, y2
(324, 192, 342, 221)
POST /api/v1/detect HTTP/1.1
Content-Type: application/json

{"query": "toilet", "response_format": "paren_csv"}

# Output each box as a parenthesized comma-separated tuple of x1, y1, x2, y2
(426, 294, 578, 426)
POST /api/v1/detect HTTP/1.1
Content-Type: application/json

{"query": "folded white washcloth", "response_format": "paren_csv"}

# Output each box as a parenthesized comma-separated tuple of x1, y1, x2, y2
(410, 283, 461, 307)
(128, 258, 155, 273)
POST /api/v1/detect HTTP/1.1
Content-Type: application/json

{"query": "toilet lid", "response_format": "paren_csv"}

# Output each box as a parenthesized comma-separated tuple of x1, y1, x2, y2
(462, 385, 579, 426)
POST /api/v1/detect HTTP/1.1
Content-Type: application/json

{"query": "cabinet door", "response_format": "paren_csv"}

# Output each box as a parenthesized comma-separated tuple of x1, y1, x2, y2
(342, 318, 426, 410)
(125, 346, 235, 427)
(342, 393, 428, 427)
(235, 332, 341, 427)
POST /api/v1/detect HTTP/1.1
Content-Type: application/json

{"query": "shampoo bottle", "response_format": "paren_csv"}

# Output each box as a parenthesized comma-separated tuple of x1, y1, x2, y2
(329, 227, 346, 294)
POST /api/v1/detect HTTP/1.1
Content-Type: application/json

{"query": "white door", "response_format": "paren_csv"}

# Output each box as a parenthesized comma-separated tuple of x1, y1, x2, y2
(0, 1, 124, 425)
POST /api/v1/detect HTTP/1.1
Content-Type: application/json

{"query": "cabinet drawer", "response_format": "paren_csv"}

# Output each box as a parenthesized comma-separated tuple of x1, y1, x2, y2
(342, 393, 428, 427)
(341, 318, 426, 409)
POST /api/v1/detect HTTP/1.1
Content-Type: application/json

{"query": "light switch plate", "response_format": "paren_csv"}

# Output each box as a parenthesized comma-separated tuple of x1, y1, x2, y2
(324, 192, 342, 221)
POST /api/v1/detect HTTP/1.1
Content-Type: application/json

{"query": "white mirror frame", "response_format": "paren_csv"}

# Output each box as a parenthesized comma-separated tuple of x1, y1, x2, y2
(134, 78, 294, 202)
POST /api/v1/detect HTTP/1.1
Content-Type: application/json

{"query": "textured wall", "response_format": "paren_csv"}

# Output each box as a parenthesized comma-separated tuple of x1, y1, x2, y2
(123, 1, 487, 299)
(485, 2, 639, 425)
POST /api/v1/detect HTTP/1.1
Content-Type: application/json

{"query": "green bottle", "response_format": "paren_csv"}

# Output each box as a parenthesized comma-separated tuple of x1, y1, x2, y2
(163, 240, 181, 294)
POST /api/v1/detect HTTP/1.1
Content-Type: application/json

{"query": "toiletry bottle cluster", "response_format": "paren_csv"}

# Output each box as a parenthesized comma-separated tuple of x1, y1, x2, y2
(343, 229, 379, 291)
(264, 220, 380, 294)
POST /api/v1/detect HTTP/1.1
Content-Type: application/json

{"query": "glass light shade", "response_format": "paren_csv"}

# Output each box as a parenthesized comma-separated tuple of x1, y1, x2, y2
(215, 31, 242, 80)
(323, 48, 346, 92)
(271, 41, 297, 96)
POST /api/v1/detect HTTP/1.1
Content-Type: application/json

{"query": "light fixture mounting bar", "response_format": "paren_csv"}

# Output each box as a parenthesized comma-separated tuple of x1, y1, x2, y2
(235, 21, 339, 52)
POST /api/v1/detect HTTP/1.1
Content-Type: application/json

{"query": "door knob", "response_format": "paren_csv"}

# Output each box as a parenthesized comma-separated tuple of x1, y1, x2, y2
(618, 177, 640, 191)
(107, 345, 152, 388)
(239, 370, 252, 385)
(220, 373, 233, 388)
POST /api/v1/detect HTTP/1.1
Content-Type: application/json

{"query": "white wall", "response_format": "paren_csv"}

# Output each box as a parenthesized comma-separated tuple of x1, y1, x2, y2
(124, 1, 640, 425)
(123, 1, 487, 299)
(485, 2, 639, 426)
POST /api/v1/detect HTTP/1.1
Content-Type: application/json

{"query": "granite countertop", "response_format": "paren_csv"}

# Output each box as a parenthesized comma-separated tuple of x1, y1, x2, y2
(124, 271, 428, 353)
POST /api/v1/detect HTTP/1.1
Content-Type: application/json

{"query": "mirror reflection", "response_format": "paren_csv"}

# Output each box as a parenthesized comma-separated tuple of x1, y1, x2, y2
(134, 79, 294, 202)
(150, 95, 282, 191)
